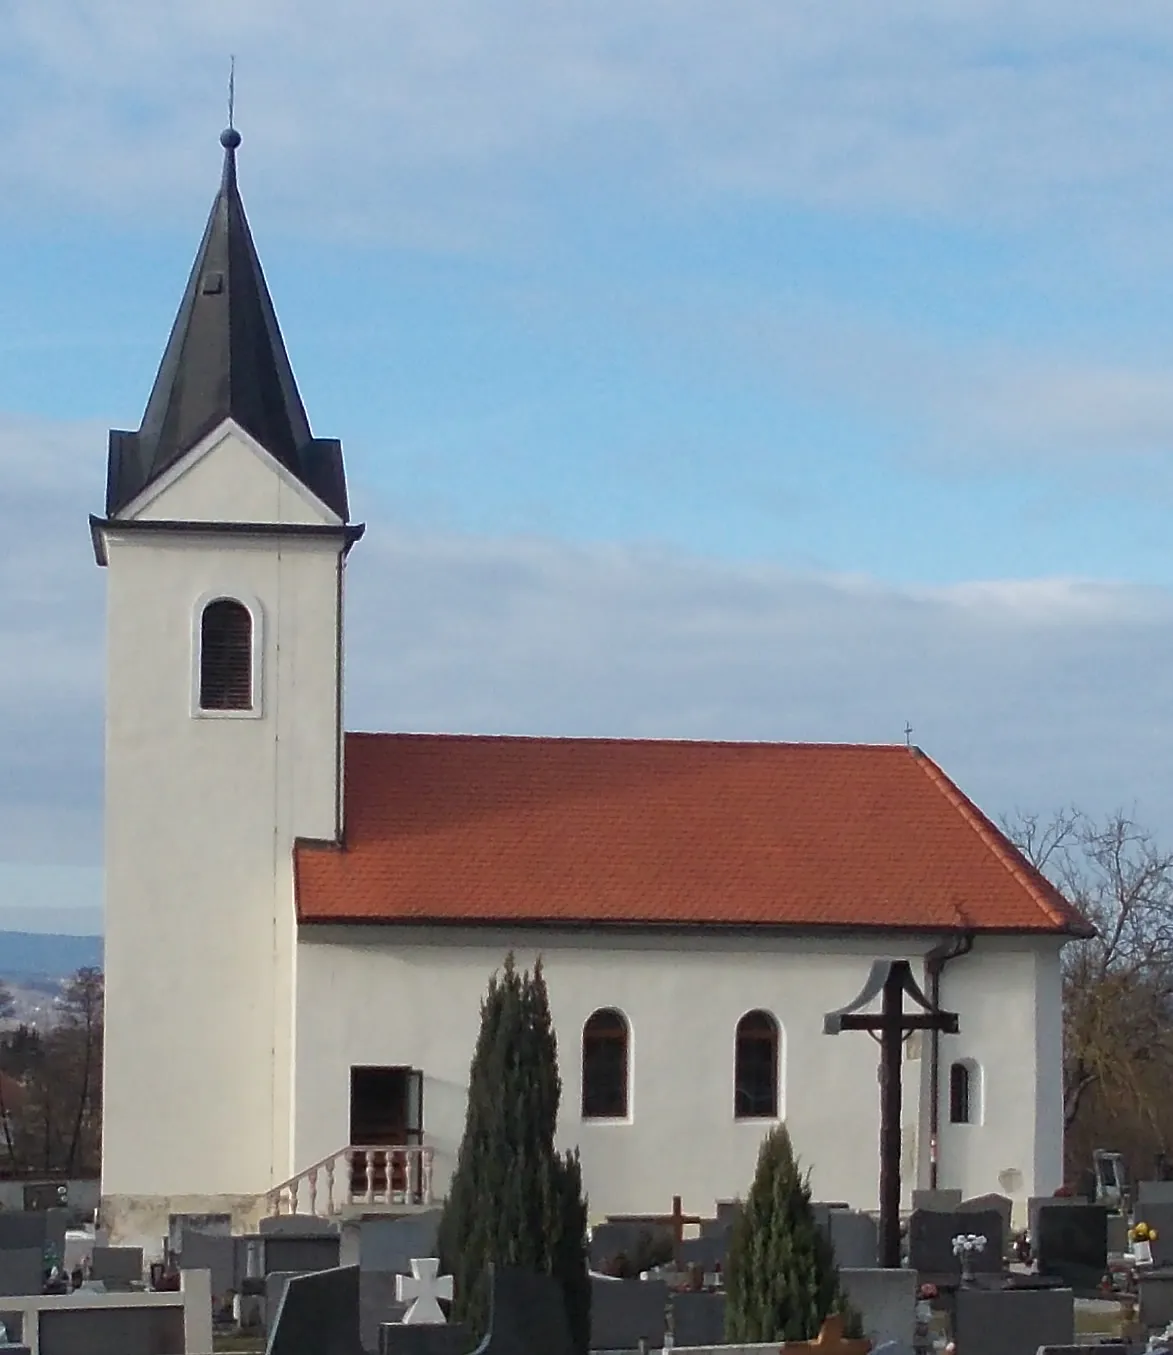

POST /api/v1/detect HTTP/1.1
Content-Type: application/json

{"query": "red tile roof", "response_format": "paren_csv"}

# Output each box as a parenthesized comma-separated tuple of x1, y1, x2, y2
(294, 733, 1090, 935)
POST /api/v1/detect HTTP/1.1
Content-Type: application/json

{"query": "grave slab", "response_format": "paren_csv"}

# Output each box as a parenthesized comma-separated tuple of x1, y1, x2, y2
(669, 1291, 724, 1346)
(90, 1245, 143, 1286)
(908, 1209, 1003, 1277)
(1033, 1202, 1108, 1294)
(839, 1267, 916, 1351)
(266, 1264, 362, 1355)
(0, 1252, 42, 1298)
(953, 1286, 1074, 1355)
(827, 1212, 878, 1269)
(911, 1189, 961, 1213)
(474, 1265, 574, 1355)
(588, 1276, 666, 1350)
(379, 1325, 470, 1355)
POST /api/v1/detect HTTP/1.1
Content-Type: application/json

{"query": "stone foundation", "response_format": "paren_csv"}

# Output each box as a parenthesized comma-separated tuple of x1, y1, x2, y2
(99, 1193, 269, 1253)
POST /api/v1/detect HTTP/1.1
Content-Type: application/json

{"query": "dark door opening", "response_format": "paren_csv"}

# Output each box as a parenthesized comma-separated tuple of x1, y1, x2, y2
(349, 1066, 423, 1198)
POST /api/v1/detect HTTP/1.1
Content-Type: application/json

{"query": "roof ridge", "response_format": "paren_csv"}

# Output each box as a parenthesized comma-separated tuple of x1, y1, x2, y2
(344, 730, 911, 752)
(909, 749, 1080, 933)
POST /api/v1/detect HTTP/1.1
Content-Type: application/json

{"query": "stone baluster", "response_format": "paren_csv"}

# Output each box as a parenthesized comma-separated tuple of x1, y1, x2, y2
(364, 1149, 376, 1205)
(325, 1156, 337, 1214)
(307, 1166, 319, 1216)
(422, 1147, 434, 1204)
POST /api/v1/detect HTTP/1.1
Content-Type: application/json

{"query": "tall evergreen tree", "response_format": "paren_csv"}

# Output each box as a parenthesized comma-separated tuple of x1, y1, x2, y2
(723, 1124, 857, 1342)
(438, 955, 590, 1353)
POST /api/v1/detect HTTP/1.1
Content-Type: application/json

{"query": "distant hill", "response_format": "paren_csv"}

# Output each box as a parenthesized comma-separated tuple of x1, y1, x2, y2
(0, 932, 103, 982)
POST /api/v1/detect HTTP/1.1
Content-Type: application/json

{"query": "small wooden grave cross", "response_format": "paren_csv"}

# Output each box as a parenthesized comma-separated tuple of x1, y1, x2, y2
(395, 1257, 453, 1324)
(824, 958, 959, 1268)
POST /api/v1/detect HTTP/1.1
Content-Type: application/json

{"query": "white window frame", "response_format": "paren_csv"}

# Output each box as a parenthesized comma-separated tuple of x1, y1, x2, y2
(191, 591, 265, 720)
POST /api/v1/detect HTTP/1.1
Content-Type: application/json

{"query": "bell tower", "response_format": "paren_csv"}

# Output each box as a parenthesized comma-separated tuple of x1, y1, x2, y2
(93, 128, 362, 1242)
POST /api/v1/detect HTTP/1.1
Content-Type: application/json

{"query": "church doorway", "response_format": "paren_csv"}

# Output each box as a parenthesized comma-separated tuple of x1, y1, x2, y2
(349, 1066, 423, 1198)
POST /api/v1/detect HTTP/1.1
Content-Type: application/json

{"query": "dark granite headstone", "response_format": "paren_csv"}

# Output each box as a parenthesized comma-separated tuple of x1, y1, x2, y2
(588, 1277, 666, 1350)
(0, 1211, 67, 1267)
(1138, 1182, 1173, 1208)
(1034, 1202, 1107, 1294)
(0, 1250, 43, 1297)
(1139, 1269, 1173, 1331)
(267, 1271, 302, 1332)
(38, 1305, 185, 1355)
(908, 1209, 1003, 1277)
(260, 1215, 340, 1237)
(959, 1194, 1013, 1240)
(953, 1286, 1074, 1355)
(90, 1245, 143, 1286)
(379, 1326, 471, 1355)
(671, 1291, 725, 1346)
(267, 1264, 362, 1355)
(361, 1272, 407, 1352)
(473, 1266, 574, 1355)
(265, 1234, 341, 1276)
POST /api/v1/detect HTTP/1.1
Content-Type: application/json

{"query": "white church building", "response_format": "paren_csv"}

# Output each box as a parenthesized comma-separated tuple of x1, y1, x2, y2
(93, 130, 1091, 1246)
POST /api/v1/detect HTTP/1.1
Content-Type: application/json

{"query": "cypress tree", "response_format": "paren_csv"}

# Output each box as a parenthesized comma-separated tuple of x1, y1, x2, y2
(723, 1124, 858, 1342)
(438, 954, 590, 1353)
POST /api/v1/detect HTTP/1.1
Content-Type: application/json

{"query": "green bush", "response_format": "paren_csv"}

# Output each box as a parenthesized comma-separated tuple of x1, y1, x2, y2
(723, 1123, 859, 1341)
(437, 954, 590, 1353)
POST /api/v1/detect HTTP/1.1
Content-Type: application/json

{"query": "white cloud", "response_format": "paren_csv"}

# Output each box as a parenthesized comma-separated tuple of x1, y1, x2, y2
(2, 414, 1170, 877)
(5, 2, 1173, 243)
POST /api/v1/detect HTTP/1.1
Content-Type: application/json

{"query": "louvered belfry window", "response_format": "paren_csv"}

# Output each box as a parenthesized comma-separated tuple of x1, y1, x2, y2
(199, 599, 253, 711)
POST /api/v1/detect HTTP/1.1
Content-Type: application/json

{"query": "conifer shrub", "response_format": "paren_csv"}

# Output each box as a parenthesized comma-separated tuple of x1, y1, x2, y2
(438, 954, 590, 1353)
(723, 1123, 860, 1341)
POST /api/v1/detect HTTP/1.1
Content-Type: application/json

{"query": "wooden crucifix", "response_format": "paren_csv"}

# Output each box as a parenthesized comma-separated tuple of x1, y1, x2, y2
(824, 959, 959, 1268)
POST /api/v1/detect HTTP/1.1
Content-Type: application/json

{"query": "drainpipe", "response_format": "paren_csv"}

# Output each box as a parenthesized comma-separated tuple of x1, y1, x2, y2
(926, 932, 974, 1189)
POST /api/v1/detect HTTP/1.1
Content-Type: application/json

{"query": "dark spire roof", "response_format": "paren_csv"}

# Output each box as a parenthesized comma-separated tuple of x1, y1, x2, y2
(106, 129, 348, 521)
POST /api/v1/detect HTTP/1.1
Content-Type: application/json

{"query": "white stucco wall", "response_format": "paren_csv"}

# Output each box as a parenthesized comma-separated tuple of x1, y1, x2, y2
(294, 926, 1065, 1220)
(101, 422, 345, 1216)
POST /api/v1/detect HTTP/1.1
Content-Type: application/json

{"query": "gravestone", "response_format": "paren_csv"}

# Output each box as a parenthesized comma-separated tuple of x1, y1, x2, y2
(168, 1212, 231, 1254)
(267, 1264, 362, 1355)
(0, 1211, 67, 1267)
(959, 1194, 1012, 1240)
(588, 1277, 666, 1350)
(911, 1189, 961, 1213)
(1033, 1202, 1108, 1294)
(363, 1271, 408, 1351)
(265, 1233, 341, 1276)
(1107, 1213, 1129, 1255)
(474, 1266, 574, 1355)
(267, 1272, 302, 1332)
(0, 1251, 43, 1297)
(839, 1267, 916, 1352)
(90, 1245, 143, 1286)
(908, 1209, 1003, 1277)
(953, 1285, 1074, 1355)
(178, 1231, 235, 1308)
(1139, 1269, 1173, 1330)
(1139, 1182, 1173, 1209)
(260, 1215, 339, 1237)
(827, 1211, 878, 1269)
(379, 1325, 470, 1355)
(676, 1233, 727, 1270)
(670, 1291, 725, 1346)
(1027, 1195, 1086, 1243)
(38, 1306, 185, 1355)
(359, 1214, 443, 1273)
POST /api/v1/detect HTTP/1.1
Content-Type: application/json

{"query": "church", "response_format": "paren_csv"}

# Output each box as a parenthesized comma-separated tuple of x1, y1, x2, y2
(94, 129, 1091, 1246)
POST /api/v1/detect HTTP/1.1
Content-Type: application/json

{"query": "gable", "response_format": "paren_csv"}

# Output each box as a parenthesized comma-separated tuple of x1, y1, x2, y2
(294, 735, 1092, 936)
(122, 420, 341, 527)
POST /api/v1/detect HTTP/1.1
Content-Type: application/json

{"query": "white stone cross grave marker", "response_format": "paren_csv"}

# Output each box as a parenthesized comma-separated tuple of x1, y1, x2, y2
(395, 1257, 453, 1325)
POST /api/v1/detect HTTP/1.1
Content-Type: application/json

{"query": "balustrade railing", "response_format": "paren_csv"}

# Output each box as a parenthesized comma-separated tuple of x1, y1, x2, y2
(266, 1144, 434, 1217)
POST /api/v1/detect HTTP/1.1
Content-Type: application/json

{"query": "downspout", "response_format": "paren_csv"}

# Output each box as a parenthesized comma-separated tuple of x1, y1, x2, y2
(926, 932, 974, 1189)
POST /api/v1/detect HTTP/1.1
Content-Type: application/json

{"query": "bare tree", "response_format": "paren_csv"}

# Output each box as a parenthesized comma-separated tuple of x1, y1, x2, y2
(1005, 809, 1173, 1139)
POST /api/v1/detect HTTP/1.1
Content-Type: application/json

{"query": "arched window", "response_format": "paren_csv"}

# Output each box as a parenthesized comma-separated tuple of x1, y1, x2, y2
(950, 1060, 975, 1124)
(582, 1008, 629, 1119)
(734, 1010, 779, 1119)
(199, 599, 254, 711)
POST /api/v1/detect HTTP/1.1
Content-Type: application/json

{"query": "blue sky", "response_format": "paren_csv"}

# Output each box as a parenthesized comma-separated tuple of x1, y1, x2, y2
(2, 2, 1173, 930)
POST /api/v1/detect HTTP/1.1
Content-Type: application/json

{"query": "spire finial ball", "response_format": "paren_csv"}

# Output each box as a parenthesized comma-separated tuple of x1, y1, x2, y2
(220, 127, 241, 150)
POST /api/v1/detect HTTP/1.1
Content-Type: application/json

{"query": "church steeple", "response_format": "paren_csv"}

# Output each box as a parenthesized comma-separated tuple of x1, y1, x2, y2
(106, 128, 348, 521)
